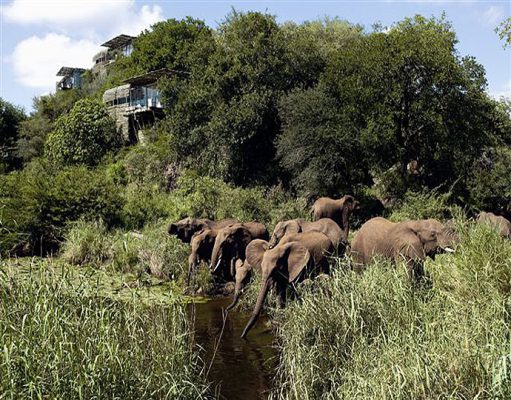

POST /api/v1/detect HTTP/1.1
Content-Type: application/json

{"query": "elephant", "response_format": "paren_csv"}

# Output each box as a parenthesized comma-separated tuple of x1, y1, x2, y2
(186, 228, 220, 286)
(269, 218, 347, 253)
(477, 212, 511, 239)
(225, 258, 259, 311)
(351, 217, 458, 281)
(241, 231, 334, 338)
(167, 217, 238, 243)
(209, 222, 269, 280)
(311, 195, 359, 237)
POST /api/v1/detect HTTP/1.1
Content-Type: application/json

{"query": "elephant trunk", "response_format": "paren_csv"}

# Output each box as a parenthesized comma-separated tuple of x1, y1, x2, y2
(209, 241, 222, 271)
(241, 276, 273, 339)
(226, 291, 240, 312)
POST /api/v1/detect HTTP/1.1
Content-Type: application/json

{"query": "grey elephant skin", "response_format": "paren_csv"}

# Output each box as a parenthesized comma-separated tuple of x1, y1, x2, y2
(241, 231, 334, 338)
(168, 217, 238, 243)
(186, 227, 235, 286)
(209, 222, 269, 280)
(269, 218, 347, 252)
(311, 195, 359, 236)
(351, 217, 457, 280)
(225, 259, 258, 311)
(477, 212, 511, 239)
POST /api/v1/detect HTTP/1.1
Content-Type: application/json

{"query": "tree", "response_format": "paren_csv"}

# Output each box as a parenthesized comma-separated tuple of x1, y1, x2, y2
(322, 16, 504, 197)
(168, 11, 329, 185)
(277, 85, 370, 198)
(0, 98, 26, 172)
(45, 99, 119, 166)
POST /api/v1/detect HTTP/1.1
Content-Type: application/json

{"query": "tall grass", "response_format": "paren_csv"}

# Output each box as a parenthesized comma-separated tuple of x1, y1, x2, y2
(62, 220, 189, 281)
(0, 260, 209, 399)
(270, 222, 511, 399)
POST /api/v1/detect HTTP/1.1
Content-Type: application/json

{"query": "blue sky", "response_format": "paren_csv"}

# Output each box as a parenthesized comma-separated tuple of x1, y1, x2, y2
(1, 0, 510, 112)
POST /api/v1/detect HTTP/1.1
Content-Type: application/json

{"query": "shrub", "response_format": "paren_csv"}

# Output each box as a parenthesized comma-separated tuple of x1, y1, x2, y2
(0, 260, 209, 399)
(389, 188, 452, 222)
(270, 222, 511, 399)
(0, 161, 123, 255)
(467, 146, 511, 214)
(61, 219, 112, 267)
(45, 99, 120, 167)
(62, 220, 189, 282)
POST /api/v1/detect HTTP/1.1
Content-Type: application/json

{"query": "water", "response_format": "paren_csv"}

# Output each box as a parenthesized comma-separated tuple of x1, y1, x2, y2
(189, 297, 277, 400)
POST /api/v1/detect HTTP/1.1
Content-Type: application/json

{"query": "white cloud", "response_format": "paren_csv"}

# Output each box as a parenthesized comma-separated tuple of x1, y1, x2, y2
(3, 0, 163, 36)
(482, 6, 505, 27)
(6, 1, 164, 91)
(11, 33, 98, 89)
(115, 5, 164, 36)
(3, 0, 132, 27)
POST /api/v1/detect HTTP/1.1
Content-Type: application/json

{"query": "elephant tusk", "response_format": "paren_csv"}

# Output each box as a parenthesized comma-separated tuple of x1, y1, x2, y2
(213, 257, 223, 272)
(444, 247, 455, 253)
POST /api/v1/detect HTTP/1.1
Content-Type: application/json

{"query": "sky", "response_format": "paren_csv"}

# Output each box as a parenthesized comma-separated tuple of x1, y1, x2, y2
(0, 0, 510, 112)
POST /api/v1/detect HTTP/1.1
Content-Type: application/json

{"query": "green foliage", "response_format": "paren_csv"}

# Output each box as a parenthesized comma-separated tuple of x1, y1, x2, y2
(311, 15, 504, 199)
(0, 161, 123, 255)
(167, 11, 325, 185)
(16, 115, 52, 163)
(497, 17, 511, 47)
(62, 220, 189, 281)
(45, 99, 120, 167)
(0, 260, 208, 399)
(271, 223, 511, 399)
(389, 189, 452, 221)
(0, 97, 26, 171)
(467, 146, 511, 213)
(131, 17, 214, 74)
(277, 85, 370, 198)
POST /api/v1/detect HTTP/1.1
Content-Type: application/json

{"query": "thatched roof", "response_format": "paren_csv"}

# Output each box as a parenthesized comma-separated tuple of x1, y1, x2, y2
(103, 84, 130, 103)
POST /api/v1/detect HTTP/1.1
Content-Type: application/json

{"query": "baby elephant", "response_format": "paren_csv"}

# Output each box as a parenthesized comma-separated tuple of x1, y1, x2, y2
(225, 259, 258, 311)
(351, 217, 458, 281)
(477, 212, 511, 239)
(241, 231, 334, 339)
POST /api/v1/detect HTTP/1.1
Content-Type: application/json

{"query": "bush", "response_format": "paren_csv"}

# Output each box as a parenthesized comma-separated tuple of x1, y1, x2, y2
(467, 146, 511, 214)
(62, 220, 189, 282)
(0, 161, 123, 255)
(270, 222, 511, 399)
(389, 189, 453, 222)
(0, 260, 208, 399)
(45, 99, 120, 167)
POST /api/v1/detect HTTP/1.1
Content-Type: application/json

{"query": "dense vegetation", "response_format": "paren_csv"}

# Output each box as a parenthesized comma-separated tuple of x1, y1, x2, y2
(270, 222, 511, 399)
(0, 260, 209, 398)
(1, 9, 510, 399)
(1, 12, 510, 258)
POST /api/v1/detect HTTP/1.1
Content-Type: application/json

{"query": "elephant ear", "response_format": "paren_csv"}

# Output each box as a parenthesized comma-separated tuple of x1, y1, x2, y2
(246, 239, 269, 271)
(283, 242, 311, 283)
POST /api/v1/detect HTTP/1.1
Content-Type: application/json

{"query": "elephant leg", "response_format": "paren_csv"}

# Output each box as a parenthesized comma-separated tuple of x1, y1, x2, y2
(405, 258, 425, 284)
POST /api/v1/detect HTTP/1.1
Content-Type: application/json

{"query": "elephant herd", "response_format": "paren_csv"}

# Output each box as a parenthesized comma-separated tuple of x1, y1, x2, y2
(168, 196, 511, 339)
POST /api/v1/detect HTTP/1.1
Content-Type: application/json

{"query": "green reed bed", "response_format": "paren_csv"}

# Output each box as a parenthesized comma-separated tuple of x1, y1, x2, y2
(0, 260, 209, 399)
(270, 223, 511, 399)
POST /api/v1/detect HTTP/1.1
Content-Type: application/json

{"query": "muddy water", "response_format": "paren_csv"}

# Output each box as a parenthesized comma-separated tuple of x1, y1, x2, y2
(189, 297, 277, 400)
